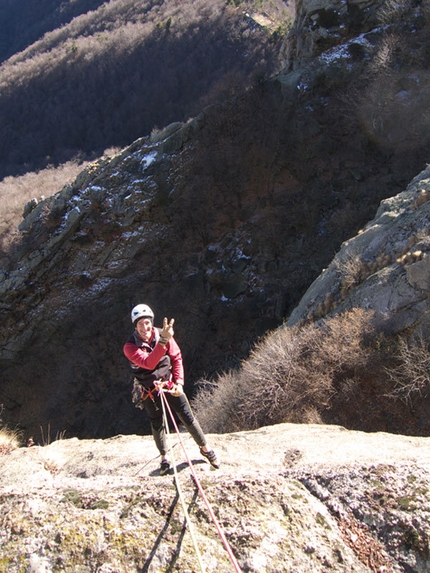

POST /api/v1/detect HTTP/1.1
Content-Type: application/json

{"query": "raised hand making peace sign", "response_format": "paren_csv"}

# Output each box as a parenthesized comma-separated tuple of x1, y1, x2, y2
(159, 317, 175, 346)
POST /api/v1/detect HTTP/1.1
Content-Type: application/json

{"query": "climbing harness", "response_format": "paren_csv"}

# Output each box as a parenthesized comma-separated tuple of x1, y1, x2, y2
(132, 375, 173, 409)
(158, 385, 243, 573)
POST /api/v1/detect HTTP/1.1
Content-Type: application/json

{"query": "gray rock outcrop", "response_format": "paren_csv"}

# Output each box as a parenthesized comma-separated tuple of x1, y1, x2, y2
(281, 0, 387, 72)
(287, 166, 430, 337)
(1, 423, 429, 572)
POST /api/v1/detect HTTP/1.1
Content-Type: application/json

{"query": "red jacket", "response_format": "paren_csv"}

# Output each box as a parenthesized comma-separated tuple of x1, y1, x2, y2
(123, 327, 184, 385)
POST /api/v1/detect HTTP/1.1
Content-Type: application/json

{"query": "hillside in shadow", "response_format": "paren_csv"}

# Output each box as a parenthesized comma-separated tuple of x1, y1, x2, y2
(0, 0, 107, 62)
(0, 0, 291, 179)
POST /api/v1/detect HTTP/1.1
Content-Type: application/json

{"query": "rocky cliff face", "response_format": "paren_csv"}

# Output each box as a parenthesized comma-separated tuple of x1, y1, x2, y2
(287, 166, 430, 336)
(1, 424, 429, 573)
(281, 0, 388, 71)
(1, 0, 430, 441)
(1, 1, 430, 571)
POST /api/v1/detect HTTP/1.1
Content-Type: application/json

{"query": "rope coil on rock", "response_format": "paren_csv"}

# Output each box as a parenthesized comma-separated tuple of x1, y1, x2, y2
(159, 388, 243, 573)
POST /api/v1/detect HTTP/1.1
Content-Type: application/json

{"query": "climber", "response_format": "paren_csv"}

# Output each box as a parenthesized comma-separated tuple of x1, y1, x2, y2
(123, 304, 219, 475)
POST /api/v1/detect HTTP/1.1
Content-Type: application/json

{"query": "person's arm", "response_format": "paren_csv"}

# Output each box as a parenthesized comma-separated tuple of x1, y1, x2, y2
(156, 317, 183, 385)
(166, 337, 184, 385)
(123, 341, 167, 370)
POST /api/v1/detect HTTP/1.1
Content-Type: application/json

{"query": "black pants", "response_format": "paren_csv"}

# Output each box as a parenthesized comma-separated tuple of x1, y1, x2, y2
(143, 391, 207, 456)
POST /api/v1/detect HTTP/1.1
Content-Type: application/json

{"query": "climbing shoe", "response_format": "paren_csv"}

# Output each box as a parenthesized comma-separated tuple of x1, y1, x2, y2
(200, 447, 220, 469)
(159, 460, 171, 476)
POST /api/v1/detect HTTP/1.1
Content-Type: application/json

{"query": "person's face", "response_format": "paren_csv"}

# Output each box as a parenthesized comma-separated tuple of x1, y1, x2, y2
(136, 318, 153, 341)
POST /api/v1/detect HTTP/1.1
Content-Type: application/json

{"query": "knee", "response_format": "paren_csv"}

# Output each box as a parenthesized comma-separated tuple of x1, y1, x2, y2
(150, 416, 163, 432)
(177, 405, 195, 426)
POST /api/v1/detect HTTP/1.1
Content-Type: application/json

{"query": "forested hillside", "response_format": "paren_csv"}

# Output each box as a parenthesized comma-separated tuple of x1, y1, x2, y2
(0, 0, 291, 180)
(0, 0, 107, 62)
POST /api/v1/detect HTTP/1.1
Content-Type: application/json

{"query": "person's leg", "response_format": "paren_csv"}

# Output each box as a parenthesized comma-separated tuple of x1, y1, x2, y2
(166, 393, 219, 467)
(143, 396, 168, 457)
(166, 393, 207, 447)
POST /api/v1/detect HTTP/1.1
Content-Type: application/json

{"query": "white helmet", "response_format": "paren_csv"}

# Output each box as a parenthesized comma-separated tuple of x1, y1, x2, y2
(131, 304, 154, 325)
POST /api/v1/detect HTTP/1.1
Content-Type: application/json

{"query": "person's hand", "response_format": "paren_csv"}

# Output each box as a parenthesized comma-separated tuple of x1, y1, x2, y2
(153, 379, 168, 392)
(159, 317, 175, 346)
(169, 383, 184, 397)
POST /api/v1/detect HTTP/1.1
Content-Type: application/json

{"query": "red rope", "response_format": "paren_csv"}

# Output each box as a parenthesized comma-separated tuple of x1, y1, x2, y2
(159, 390, 243, 573)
